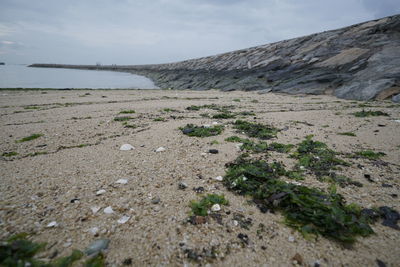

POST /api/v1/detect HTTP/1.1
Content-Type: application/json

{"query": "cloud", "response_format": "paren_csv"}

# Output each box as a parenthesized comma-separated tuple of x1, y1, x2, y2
(0, 0, 392, 64)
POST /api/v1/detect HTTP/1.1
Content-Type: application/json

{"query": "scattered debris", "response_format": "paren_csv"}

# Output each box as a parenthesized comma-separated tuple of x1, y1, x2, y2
(91, 206, 101, 214)
(116, 178, 128, 184)
(211, 204, 221, 212)
(190, 194, 228, 216)
(46, 221, 58, 228)
(155, 147, 166, 152)
(96, 189, 106, 196)
(214, 176, 223, 181)
(237, 233, 249, 245)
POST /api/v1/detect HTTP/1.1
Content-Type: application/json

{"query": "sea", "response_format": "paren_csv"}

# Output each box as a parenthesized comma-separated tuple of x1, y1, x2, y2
(0, 64, 158, 89)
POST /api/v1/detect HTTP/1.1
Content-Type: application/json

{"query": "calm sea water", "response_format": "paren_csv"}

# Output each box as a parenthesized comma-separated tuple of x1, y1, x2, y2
(0, 64, 158, 89)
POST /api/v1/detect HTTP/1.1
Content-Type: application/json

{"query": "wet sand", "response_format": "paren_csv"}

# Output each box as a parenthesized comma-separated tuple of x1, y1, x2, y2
(0, 89, 399, 266)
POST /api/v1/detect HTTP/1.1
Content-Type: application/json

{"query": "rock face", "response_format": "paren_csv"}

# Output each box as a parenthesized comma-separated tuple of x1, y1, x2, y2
(30, 15, 400, 101)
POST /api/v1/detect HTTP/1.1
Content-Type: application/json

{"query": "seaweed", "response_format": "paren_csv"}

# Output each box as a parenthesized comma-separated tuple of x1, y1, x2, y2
(16, 134, 43, 143)
(212, 111, 236, 119)
(223, 156, 374, 243)
(233, 120, 278, 140)
(338, 132, 356, 137)
(291, 135, 350, 181)
(2, 151, 18, 157)
(180, 124, 224, 137)
(190, 194, 229, 216)
(114, 116, 133, 121)
(268, 142, 294, 153)
(355, 150, 386, 160)
(119, 110, 136, 114)
(353, 110, 389, 117)
(0, 234, 86, 267)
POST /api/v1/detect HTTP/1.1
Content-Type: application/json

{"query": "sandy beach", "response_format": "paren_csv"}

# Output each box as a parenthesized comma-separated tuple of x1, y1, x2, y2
(1, 89, 399, 266)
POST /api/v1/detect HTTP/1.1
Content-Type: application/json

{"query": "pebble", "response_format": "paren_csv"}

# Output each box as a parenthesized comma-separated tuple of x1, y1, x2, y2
(85, 239, 110, 255)
(152, 197, 161, 204)
(120, 144, 135, 151)
(212, 122, 219, 125)
(46, 221, 58, 228)
(117, 215, 131, 224)
(288, 236, 295, 242)
(104, 206, 114, 214)
(178, 181, 188, 190)
(215, 176, 223, 181)
(116, 179, 128, 184)
(91, 206, 101, 214)
(211, 204, 221, 212)
(96, 189, 106, 195)
(203, 124, 211, 128)
(155, 147, 166, 152)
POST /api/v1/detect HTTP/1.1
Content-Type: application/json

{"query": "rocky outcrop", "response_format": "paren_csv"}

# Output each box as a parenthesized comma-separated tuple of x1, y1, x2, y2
(30, 15, 400, 101)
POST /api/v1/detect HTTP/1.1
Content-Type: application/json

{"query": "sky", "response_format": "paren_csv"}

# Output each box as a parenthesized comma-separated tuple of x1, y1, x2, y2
(0, 0, 399, 65)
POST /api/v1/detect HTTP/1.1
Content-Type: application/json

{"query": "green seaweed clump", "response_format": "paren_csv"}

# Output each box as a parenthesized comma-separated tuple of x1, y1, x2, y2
(190, 194, 229, 216)
(114, 116, 133, 122)
(355, 150, 386, 160)
(119, 110, 136, 114)
(16, 134, 43, 143)
(268, 142, 294, 153)
(233, 120, 278, 140)
(0, 233, 85, 267)
(212, 111, 236, 119)
(353, 110, 389, 117)
(180, 124, 224, 137)
(338, 132, 356, 137)
(223, 156, 374, 243)
(2, 151, 18, 157)
(291, 135, 349, 180)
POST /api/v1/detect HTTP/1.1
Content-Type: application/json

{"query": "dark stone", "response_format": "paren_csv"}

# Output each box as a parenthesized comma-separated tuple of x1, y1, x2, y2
(188, 215, 207, 225)
(261, 246, 267, 250)
(209, 149, 219, 154)
(376, 259, 387, 267)
(237, 233, 249, 245)
(381, 183, 393, 188)
(379, 206, 400, 230)
(70, 198, 80, 203)
(122, 258, 133, 265)
(182, 128, 194, 134)
(364, 174, 374, 182)
(151, 197, 161, 204)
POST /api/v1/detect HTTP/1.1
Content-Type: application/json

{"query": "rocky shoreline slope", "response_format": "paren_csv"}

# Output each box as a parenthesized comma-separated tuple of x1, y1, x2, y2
(30, 15, 400, 101)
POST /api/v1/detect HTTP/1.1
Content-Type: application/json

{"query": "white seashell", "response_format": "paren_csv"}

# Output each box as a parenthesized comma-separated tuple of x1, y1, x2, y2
(120, 144, 135, 151)
(96, 189, 106, 195)
(117, 215, 130, 224)
(215, 176, 223, 181)
(115, 179, 128, 184)
(103, 206, 114, 214)
(211, 204, 221, 212)
(155, 147, 166, 152)
(46, 221, 58, 228)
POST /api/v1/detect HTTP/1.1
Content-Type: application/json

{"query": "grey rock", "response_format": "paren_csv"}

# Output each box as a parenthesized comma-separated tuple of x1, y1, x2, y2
(178, 181, 188, 190)
(151, 197, 161, 204)
(85, 239, 110, 255)
(392, 94, 400, 103)
(30, 15, 400, 101)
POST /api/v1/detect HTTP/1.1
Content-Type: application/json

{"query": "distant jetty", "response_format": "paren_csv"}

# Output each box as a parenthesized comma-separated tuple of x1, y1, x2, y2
(30, 14, 400, 101)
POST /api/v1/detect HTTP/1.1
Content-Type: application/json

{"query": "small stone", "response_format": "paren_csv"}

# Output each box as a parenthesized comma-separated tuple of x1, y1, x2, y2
(117, 215, 130, 224)
(211, 204, 221, 212)
(203, 124, 211, 128)
(85, 239, 110, 255)
(182, 128, 193, 134)
(122, 258, 133, 265)
(382, 183, 393, 188)
(46, 221, 58, 228)
(288, 236, 295, 242)
(63, 242, 72, 248)
(215, 176, 223, 181)
(193, 186, 205, 193)
(188, 216, 207, 225)
(151, 197, 161, 204)
(155, 147, 166, 152)
(209, 149, 219, 154)
(91, 206, 101, 214)
(116, 179, 128, 184)
(212, 122, 219, 125)
(178, 181, 188, 190)
(104, 206, 114, 214)
(96, 189, 106, 195)
(120, 144, 135, 151)
(376, 259, 387, 267)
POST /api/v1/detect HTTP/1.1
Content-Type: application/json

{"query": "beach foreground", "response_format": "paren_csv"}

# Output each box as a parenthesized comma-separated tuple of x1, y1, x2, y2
(0, 89, 399, 266)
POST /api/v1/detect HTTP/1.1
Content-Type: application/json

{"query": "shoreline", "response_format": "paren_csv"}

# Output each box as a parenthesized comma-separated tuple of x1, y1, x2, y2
(1, 89, 399, 265)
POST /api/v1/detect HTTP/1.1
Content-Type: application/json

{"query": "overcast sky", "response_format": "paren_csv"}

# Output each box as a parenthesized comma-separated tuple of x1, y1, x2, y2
(0, 0, 399, 65)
